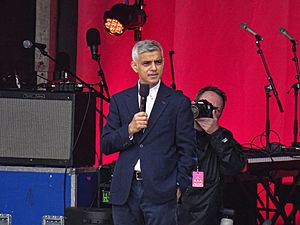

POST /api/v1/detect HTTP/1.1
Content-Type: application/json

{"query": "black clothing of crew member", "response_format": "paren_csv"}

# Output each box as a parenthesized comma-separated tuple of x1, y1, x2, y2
(178, 126, 245, 225)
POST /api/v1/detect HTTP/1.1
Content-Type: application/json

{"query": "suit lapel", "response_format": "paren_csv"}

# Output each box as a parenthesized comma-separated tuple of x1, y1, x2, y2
(140, 83, 170, 142)
(124, 85, 139, 119)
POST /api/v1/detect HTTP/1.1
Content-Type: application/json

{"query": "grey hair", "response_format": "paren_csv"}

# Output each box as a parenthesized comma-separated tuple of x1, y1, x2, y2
(132, 40, 163, 62)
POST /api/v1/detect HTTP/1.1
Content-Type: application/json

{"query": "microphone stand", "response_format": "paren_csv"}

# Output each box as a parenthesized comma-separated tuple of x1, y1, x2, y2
(94, 54, 110, 166)
(169, 50, 176, 90)
(169, 50, 182, 93)
(35, 47, 111, 209)
(37, 48, 110, 102)
(255, 39, 284, 152)
(264, 84, 272, 152)
(290, 42, 300, 147)
(91, 52, 110, 208)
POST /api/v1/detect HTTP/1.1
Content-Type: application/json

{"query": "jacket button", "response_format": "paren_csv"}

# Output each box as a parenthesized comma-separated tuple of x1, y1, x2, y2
(139, 144, 143, 148)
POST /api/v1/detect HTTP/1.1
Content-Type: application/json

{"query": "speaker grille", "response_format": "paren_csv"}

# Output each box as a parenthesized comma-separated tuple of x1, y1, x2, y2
(0, 97, 72, 159)
(0, 90, 95, 167)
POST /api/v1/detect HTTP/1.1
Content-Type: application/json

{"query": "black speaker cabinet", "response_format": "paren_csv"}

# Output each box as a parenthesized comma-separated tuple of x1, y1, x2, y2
(0, 90, 96, 167)
(64, 207, 113, 225)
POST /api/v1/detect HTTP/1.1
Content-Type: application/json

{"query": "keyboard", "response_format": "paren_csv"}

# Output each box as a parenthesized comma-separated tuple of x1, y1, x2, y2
(243, 147, 300, 171)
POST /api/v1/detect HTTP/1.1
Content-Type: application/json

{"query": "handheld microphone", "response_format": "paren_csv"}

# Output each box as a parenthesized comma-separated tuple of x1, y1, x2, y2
(240, 22, 263, 41)
(139, 83, 149, 112)
(23, 40, 47, 50)
(279, 27, 298, 45)
(86, 28, 100, 60)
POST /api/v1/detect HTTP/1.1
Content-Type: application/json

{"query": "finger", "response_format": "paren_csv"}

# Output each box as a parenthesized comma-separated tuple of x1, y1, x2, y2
(137, 111, 148, 117)
(212, 110, 218, 119)
(197, 117, 210, 123)
(137, 119, 148, 127)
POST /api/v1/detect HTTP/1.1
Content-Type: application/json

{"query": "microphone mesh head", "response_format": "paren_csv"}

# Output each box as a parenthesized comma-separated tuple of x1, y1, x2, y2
(86, 28, 100, 46)
(23, 40, 33, 49)
(240, 22, 247, 29)
(279, 27, 286, 33)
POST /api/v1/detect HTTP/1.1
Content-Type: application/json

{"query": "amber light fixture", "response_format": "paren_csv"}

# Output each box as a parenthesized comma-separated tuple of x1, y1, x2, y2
(104, 18, 125, 35)
(104, 2, 146, 40)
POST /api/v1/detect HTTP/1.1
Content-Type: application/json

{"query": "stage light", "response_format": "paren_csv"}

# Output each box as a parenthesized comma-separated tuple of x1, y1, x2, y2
(104, 3, 146, 37)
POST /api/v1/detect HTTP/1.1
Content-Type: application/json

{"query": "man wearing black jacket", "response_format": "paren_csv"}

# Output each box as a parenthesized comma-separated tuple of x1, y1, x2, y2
(177, 86, 246, 225)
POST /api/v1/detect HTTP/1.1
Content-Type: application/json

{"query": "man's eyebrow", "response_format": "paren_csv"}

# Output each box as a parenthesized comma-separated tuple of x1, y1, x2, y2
(142, 59, 163, 63)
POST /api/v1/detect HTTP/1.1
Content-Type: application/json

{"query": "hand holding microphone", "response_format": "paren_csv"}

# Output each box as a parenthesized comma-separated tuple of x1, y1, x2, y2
(128, 83, 150, 135)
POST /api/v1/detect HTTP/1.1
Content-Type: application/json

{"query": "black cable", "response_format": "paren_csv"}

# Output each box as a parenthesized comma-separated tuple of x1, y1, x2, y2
(63, 90, 92, 210)
(72, 91, 92, 151)
(241, 142, 263, 150)
(260, 129, 282, 153)
(250, 132, 265, 149)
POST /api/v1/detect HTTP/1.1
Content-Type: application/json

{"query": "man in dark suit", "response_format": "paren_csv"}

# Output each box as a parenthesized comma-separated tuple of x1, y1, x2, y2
(101, 40, 197, 225)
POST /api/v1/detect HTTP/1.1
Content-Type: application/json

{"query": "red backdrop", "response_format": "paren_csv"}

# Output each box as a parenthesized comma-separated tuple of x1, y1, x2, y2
(77, 0, 300, 164)
(75, 1, 300, 223)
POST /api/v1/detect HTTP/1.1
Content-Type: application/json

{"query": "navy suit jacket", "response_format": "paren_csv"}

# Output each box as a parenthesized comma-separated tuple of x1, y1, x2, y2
(101, 82, 197, 205)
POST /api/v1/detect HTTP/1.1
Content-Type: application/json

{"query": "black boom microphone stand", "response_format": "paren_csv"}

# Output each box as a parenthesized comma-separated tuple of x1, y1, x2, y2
(282, 29, 300, 147)
(169, 50, 176, 90)
(23, 38, 110, 210)
(240, 22, 284, 152)
(86, 28, 111, 166)
(168, 50, 182, 93)
(86, 28, 111, 208)
(255, 38, 284, 152)
(23, 39, 109, 102)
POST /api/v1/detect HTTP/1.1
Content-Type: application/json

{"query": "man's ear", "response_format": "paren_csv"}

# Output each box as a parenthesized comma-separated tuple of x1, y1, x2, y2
(131, 61, 138, 72)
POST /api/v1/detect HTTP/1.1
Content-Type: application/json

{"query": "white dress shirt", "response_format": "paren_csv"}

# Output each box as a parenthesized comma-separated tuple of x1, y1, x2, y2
(134, 80, 160, 172)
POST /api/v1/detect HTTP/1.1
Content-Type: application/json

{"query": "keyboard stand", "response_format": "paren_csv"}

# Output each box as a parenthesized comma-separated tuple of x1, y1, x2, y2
(227, 168, 300, 224)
